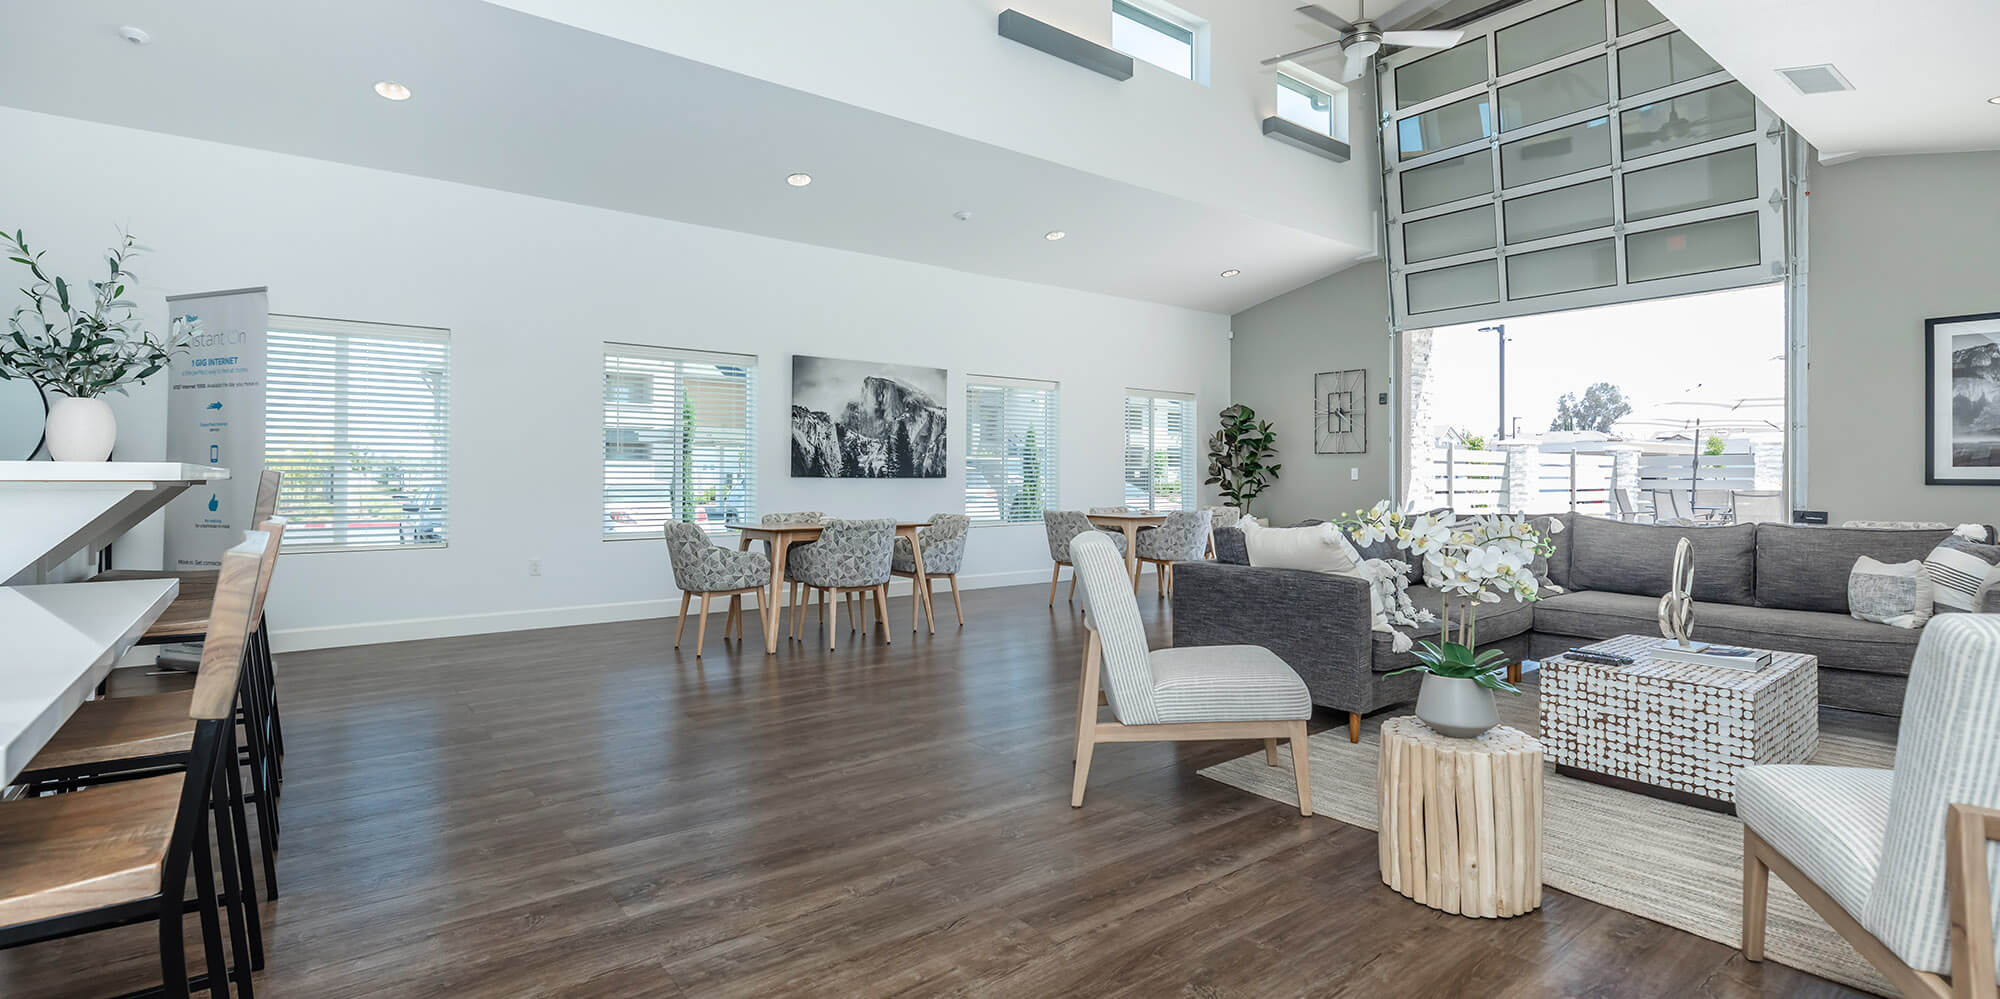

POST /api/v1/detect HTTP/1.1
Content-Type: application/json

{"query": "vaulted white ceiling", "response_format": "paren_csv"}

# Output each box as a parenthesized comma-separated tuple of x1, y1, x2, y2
(0, 0, 1392, 314)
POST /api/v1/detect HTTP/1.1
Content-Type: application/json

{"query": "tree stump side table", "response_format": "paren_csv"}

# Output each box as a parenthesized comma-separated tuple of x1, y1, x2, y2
(1377, 716, 1544, 918)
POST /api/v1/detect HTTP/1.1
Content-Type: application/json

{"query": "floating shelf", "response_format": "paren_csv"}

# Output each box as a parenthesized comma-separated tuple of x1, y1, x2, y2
(1262, 116, 1351, 163)
(998, 9, 1133, 81)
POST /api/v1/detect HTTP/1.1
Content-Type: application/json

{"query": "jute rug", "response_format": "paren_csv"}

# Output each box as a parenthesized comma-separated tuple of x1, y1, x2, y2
(1199, 685, 1899, 995)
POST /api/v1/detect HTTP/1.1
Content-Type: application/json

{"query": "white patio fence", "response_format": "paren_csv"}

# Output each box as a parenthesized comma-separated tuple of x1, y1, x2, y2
(1422, 443, 1778, 518)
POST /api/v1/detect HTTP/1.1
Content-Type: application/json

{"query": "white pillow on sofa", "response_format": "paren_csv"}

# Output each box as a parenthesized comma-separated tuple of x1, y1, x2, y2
(1849, 556, 1934, 629)
(1239, 520, 1360, 574)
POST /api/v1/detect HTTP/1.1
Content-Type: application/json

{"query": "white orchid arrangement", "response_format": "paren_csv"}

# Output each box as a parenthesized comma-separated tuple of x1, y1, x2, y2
(1337, 503, 1563, 695)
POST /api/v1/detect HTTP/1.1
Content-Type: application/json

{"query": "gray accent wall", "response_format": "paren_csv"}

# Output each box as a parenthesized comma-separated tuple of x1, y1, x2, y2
(1807, 151, 2000, 525)
(1228, 262, 1394, 525)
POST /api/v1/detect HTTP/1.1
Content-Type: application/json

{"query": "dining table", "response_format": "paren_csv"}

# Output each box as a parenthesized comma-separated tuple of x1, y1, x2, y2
(1, 578, 180, 783)
(1084, 510, 1168, 583)
(724, 521, 934, 654)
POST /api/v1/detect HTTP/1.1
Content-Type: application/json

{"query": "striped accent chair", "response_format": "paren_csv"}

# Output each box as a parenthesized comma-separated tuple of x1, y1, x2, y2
(1739, 614, 2000, 997)
(1066, 531, 1314, 814)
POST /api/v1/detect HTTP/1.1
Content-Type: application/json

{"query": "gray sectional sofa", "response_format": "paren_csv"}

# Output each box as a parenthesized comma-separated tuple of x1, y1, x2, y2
(1173, 516, 1997, 734)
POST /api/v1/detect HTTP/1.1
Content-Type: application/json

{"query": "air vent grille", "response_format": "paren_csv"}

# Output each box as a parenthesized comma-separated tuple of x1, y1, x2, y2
(1776, 64, 1853, 95)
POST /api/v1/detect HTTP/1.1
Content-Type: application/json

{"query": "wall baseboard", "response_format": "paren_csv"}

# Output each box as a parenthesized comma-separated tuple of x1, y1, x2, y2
(269, 566, 1062, 652)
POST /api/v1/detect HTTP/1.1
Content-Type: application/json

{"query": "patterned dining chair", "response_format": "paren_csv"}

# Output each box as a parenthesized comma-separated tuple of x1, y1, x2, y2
(664, 522, 771, 656)
(1202, 505, 1242, 557)
(786, 518, 897, 651)
(892, 513, 970, 632)
(1136, 509, 1213, 598)
(1739, 614, 2000, 998)
(762, 511, 826, 638)
(1045, 510, 1125, 606)
(1067, 531, 1313, 814)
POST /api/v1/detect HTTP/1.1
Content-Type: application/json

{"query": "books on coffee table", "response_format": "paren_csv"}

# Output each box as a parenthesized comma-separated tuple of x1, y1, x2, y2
(1581, 637, 1774, 672)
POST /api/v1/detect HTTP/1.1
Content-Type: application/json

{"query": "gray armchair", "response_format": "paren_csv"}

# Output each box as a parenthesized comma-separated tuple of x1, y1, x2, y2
(664, 522, 771, 656)
(1135, 509, 1212, 597)
(787, 518, 896, 650)
(893, 513, 970, 632)
(1045, 510, 1125, 606)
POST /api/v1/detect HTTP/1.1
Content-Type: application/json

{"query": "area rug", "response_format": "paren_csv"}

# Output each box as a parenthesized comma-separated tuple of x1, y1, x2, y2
(1199, 688, 1899, 996)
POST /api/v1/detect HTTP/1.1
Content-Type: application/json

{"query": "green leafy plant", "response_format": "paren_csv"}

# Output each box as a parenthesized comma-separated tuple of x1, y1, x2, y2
(1703, 433, 1727, 455)
(1449, 427, 1486, 450)
(1, 229, 195, 398)
(1204, 403, 1281, 513)
(1385, 639, 1522, 695)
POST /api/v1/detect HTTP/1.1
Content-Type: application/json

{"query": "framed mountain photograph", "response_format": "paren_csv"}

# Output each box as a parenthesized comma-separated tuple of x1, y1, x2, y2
(1925, 311, 2000, 485)
(791, 355, 948, 478)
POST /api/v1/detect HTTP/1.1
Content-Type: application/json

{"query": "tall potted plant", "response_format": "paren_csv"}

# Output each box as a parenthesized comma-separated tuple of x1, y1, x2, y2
(1337, 504, 1560, 738)
(1204, 403, 1281, 514)
(1, 230, 195, 460)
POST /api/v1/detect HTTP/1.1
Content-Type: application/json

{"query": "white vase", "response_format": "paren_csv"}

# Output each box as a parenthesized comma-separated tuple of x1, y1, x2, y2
(45, 396, 117, 461)
(1415, 674, 1499, 739)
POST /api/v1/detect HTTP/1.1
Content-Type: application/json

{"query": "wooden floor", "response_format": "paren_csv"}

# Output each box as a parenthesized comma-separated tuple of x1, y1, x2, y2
(1, 582, 1867, 998)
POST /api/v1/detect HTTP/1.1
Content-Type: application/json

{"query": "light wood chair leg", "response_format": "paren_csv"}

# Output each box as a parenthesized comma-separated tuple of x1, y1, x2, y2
(1264, 739, 1278, 765)
(793, 583, 807, 640)
(1290, 720, 1313, 816)
(948, 575, 963, 626)
(695, 593, 712, 658)
(1071, 634, 1103, 807)
(875, 584, 891, 643)
(1348, 712, 1362, 743)
(674, 591, 691, 648)
(1048, 563, 1061, 606)
(1068, 569, 1078, 603)
(726, 595, 740, 643)
(736, 594, 747, 641)
(1157, 561, 1166, 596)
(1743, 828, 1769, 961)
(825, 588, 836, 651)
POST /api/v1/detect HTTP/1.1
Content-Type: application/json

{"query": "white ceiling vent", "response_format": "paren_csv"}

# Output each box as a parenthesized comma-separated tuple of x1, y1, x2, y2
(1776, 64, 1854, 95)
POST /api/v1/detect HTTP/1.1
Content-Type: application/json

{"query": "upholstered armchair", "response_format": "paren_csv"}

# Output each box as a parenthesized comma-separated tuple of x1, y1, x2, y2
(664, 522, 771, 656)
(1067, 532, 1313, 814)
(1739, 614, 2000, 998)
(893, 513, 970, 632)
(1202, 506, 1242, 557)
(1045, 510, 1125, 606)
(786, 518, 896, 650)
(1135, 509, 1212, 597)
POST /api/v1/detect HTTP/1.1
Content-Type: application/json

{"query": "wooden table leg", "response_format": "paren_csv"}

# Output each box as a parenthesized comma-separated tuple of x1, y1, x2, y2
(908, 527, 934, 635)
(763, 533, 789, 654)
(740, 535, 772, 645)
(1123, 525, 1141, 591)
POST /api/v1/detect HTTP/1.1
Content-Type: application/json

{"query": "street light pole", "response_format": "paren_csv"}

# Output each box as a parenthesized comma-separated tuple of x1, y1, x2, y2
(1478, 324, 1507, 440)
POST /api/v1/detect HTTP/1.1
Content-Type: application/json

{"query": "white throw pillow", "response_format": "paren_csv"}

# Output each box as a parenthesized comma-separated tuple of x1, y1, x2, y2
(1240, 520, 1360, 574)
(1849, 556, 1934, 629)
(1924, 536, 2000, 613)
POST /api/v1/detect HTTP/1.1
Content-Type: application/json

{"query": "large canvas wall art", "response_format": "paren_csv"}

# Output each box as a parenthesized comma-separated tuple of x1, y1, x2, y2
(791, 354, 948, 478)
(1925, 312, 2000, 485)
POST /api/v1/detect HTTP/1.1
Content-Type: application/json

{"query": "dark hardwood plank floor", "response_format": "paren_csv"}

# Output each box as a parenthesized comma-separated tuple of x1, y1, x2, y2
(0, 582, 1866, 997)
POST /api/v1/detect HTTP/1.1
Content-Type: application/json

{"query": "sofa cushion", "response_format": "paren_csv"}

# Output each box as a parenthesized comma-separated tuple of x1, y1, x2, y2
(1531, 589, 1924, 676)
(1241, 521, 1359, 573)
(1567, 517, 1757, 604)
(1756, 524, 1956, 613)
(1371, 585, 1536, 672)
(1212, 526, 1249, 565)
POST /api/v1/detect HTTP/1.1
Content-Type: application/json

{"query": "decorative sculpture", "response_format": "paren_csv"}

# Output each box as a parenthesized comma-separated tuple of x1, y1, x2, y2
(1657, 536, 1697, 647)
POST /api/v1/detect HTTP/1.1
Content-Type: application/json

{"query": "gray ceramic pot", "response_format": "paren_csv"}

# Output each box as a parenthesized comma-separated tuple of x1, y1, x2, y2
(1414, 674, 1499, 739)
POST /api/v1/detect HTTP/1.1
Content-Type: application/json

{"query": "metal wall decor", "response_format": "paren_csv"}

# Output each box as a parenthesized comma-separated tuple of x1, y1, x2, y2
(1314, 369, 1366, 454)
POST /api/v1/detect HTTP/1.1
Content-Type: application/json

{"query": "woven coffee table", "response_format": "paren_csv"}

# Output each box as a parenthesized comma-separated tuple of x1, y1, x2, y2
(1538, 634, 1819, 813)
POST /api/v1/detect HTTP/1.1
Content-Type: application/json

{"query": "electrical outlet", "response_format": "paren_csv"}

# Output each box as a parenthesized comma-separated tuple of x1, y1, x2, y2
(528, 558, 542, 577)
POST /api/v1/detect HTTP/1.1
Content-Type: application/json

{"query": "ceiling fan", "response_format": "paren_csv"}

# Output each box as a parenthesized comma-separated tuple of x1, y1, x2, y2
(1262, 1, 1467, 82)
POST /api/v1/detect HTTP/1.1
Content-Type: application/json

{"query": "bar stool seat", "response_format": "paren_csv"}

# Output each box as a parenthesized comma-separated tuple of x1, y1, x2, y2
(0, 774, 183, 927)
(22, 693, 198, 772)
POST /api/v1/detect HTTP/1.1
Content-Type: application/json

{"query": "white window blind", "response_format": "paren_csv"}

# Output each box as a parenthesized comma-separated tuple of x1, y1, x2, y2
(965, 376, 1060, 524)
(264, 317, 450, 553)
(1122, 391, 1197, 512)
(603, 344, 757, 539)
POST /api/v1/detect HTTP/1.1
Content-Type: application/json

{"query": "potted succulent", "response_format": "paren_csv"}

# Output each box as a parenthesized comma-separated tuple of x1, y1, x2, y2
(1, 230, 196, 460)
(1337, 504, 1560, 738)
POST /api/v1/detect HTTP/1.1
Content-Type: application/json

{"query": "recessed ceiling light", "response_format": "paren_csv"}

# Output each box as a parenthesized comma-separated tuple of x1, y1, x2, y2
(1044, 230, 1067, 241)
(1220, 269, 1241, 278)
(118, 26, 151, 46)
(786, 172, 813, 187)
(952, 210, 973, 221)
(373, 81, 412, 101)
(1989, 96, 2000, 105)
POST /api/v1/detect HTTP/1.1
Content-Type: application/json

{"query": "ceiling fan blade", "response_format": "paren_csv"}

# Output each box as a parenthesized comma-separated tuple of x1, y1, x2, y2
(1371, 0, 1454, 29)
(1380, 29, 1464, 48)
(1341, 46, 1372, 82)
(1296, 3, 1356, 33)
(1261, 38, 1347, 66)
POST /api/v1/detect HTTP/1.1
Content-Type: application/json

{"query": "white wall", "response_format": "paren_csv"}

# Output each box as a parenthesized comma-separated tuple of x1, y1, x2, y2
(0, 108, 1230, 650)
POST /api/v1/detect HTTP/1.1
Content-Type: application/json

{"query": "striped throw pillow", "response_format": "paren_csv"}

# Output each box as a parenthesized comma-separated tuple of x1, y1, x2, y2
(1923, 536, 2000, 613)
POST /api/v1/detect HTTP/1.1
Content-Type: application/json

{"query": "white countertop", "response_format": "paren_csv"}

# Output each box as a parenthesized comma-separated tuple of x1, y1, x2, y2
(0, 461, 230, 483)
(0, 462, 232, 582)
(0, 578, 179, 783)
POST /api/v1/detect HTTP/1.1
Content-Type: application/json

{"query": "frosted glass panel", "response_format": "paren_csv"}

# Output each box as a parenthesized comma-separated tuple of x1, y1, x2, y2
(1507, 238, 1616, 298)
(1395, 39, 1488, 109)
(1500, 116, 1610, 188)
(1504, 178, 1613, 242)
(1497, 1, 1603, 76)
(1498, 57, 1608, 131)
(1616, 0, 1668, 34)
(1622, 82, 1757, 159)
(1401, 150, 1495, 211)
(1619, 32, 1721, 97)
(1407, 260, 1499, 313)
(1623, 145, 1758, 221)
(1627, 213, 1760, 281)
(1398, 95, 1493, 160)
(1404, 206, 1496, 263)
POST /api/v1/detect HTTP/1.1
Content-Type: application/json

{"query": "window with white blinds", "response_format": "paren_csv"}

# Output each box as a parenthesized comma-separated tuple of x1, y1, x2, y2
(1122, 391, 1198, 512)
(964, 376, 1060, 524)
(264, 316, 452, 553)
(603, 344, 757, 539)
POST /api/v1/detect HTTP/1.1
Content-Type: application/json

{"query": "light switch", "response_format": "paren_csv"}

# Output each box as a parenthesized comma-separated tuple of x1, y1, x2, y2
(1349, 467, 1359, 481)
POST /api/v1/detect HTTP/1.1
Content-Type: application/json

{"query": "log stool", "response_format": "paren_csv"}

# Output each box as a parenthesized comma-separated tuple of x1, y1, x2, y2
(1377, 716, 1544, 918)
